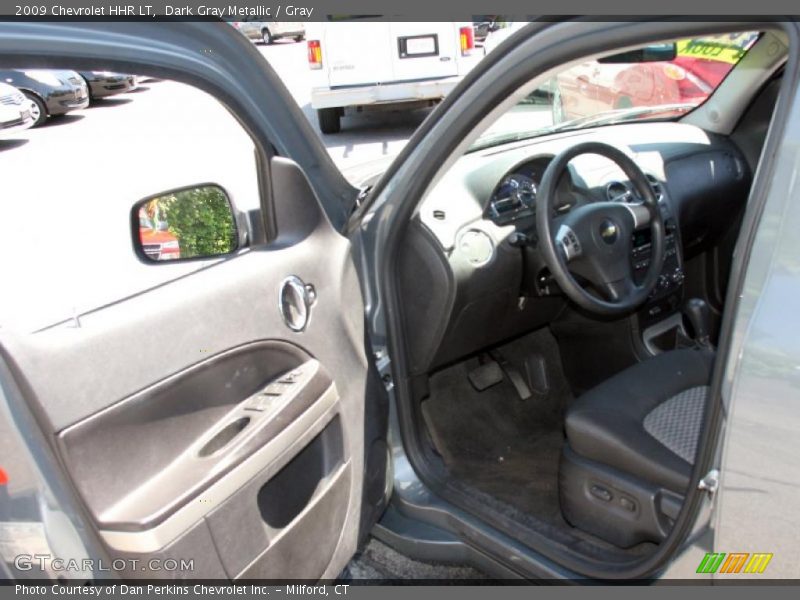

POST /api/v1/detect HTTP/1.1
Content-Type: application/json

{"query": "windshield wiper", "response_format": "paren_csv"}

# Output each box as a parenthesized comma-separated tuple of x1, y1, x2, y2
(548, 102, 698, 132)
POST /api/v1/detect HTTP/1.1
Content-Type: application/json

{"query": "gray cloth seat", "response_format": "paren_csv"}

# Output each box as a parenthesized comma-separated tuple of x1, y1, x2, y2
(564, 348, 714, 494)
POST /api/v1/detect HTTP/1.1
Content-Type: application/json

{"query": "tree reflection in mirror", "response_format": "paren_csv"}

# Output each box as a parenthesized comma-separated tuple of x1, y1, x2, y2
(136, 184, 238, 262)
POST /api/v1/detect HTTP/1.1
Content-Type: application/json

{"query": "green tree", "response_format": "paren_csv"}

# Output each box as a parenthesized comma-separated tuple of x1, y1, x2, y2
(161, 186, 237, 259)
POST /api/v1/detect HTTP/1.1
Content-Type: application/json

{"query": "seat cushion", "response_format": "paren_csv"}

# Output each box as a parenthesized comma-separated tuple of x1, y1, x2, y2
(564, 348, 714, 493)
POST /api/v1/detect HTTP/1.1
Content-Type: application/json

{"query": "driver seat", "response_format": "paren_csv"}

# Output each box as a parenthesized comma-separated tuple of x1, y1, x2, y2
(558, 348, 714, 548)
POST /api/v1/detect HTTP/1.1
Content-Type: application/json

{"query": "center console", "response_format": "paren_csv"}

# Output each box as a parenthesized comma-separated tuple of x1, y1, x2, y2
(633, 202, 687, 353)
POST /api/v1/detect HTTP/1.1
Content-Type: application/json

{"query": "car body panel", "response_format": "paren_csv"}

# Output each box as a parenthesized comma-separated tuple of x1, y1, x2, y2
(0, 22, 386, 582)
(711, 61, 800, 579)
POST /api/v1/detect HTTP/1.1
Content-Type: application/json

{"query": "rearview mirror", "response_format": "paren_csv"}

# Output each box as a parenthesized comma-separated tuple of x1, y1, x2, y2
(132, 184, 239, 263)
(598, 42, 677, 64)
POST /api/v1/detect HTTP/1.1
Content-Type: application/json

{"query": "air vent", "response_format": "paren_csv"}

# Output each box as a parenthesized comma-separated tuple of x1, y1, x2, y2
(646, 174, 664, 202)
(607, 177, 663, 203)
(606, 181, 629, 202)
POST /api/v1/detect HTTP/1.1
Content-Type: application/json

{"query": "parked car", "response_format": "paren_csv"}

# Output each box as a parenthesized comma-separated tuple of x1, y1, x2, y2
(79, 71, 137, 100)
(0, 82, 33, 134)
(2, 21, 799, 584)
(306, 21, 479, 133)
(229, 19, 305, 44)
(138, 213, 181, 261)
(0, 69, 88, 127)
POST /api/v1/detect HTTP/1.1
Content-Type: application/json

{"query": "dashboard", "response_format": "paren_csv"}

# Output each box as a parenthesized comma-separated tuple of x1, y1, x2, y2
(486, 157, 586, 226)
(486, 156, 664, 226)
(399, 122, 751, 375)
(486, 159, 546, 224)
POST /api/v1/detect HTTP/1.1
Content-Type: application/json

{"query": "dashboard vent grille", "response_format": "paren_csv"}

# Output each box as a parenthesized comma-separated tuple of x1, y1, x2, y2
(606, 181, 629, 202)
(606, 176, 664, 203)
(646, 174, 664, 201)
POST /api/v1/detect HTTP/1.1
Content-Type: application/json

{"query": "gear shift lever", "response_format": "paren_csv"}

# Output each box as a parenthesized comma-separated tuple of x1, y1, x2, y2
(684, 298, 713, 349)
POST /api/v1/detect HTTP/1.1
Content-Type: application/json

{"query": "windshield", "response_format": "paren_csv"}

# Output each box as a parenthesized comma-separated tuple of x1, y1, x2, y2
(472, 31, 759, 151)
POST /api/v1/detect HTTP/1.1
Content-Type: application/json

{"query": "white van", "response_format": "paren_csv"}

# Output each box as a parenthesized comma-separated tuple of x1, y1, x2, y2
(306, 21, 478, 133)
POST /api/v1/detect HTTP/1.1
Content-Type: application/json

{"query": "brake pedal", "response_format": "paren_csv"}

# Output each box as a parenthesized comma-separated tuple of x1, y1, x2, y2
(467, 361, 504, 391)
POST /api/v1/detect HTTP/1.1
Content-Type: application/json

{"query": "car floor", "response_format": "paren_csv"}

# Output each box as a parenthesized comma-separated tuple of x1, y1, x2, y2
(421, 327, 571, 528)
(420, 326, 657, 559)
(340, 537, 488, 582)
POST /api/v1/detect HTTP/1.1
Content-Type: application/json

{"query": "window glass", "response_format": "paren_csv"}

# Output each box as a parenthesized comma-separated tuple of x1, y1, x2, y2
(473, 31, 759, 150)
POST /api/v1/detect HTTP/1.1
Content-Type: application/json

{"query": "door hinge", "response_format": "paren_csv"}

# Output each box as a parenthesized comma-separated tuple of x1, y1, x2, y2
(698, 468, 720, 497)
(373, 347, 393, 391)
(353, 186, 372, 214)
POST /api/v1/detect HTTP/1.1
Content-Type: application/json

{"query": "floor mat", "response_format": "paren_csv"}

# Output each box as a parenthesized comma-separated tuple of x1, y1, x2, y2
(421, 327, 573, 526)
(340, 538, 488, 582)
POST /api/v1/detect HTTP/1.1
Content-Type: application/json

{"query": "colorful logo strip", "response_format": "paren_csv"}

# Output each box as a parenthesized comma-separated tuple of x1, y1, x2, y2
(696, 552, 773, 574)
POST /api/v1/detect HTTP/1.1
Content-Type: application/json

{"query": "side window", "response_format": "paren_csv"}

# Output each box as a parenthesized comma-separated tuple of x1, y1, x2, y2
(0, 75, 260, 333)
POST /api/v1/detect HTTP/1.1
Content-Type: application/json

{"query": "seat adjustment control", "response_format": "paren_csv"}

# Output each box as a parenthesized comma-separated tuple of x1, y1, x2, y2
(590, 484, 613, 502)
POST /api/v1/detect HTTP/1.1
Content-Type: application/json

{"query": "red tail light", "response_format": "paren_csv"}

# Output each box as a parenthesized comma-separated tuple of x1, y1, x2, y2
(459, 26, 474, 56)
(308, 40, 323, 70)
(0, 467, 8, 486)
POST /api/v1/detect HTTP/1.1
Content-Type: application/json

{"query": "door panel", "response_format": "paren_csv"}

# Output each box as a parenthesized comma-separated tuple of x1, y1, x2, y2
(0, 157, 375, 579)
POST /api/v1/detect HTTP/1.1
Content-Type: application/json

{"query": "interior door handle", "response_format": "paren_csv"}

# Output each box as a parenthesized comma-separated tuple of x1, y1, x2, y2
(279, 276, 316, 332)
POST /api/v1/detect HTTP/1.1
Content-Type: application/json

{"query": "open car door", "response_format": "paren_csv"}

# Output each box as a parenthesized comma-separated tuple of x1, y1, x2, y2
(0, 22, 388, 581)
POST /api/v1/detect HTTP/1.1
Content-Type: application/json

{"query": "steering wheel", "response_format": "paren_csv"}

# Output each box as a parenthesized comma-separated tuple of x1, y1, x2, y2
(535, 141, 665, 316)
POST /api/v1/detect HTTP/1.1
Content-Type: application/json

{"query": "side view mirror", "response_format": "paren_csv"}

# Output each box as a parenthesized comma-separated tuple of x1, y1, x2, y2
(132, 184, 241, 263)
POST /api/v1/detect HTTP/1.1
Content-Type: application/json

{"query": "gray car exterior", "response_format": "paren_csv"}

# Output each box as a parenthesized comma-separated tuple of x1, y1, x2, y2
(710, 76, 800, 579)
(0, 20, 798, 583)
